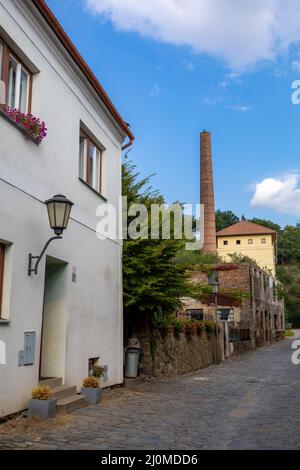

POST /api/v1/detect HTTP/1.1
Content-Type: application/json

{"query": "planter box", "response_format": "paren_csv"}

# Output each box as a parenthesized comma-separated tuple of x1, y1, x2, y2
(81, 387, 102, 405)
(28, 399, 57, 418)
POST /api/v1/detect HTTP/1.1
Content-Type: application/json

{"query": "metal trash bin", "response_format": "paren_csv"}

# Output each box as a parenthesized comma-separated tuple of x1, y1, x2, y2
(125, 347, 140, 378)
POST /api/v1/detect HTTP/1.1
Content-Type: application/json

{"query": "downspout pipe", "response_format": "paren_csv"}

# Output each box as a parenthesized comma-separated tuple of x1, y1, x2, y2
(122, 137, 135, 151)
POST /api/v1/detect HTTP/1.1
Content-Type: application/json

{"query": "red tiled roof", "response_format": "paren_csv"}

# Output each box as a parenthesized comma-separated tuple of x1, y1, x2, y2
(31, 0, 134, 149)
(217, 220, 277, 238)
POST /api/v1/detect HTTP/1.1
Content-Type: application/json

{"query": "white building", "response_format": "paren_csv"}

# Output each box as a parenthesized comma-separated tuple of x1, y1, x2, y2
(0, 0, 134, 417)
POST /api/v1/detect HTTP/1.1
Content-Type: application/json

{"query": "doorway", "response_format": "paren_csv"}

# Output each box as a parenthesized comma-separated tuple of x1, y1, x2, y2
(39, 256, 68, 380)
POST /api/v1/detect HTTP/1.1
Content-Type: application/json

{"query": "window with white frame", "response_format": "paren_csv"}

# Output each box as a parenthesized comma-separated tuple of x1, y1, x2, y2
(0, 38, 31, 113)
(8, 54, 30, 113)
(0, 41, 3, 79)
(0, 244, 5, 318)
(79, 130, 102, 193)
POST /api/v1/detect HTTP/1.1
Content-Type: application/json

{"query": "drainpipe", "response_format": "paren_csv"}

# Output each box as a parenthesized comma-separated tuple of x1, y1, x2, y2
(122, 136, 135, 151)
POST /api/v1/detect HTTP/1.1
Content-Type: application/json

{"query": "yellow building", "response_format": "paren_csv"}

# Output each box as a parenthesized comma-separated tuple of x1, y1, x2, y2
(217, 221, 277, 276)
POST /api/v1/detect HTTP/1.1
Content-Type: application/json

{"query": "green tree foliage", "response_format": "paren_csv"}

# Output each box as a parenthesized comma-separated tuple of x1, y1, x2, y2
(277, 225, 300, 265)
(215, 210, 239, 232)
(277, 264, 300, 326)
(249, 217, 281, 233)
(248, 218, 300, 326)
(122, 157, 190, 317)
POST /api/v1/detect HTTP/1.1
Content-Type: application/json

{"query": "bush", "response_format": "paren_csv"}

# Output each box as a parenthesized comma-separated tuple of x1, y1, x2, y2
(153, 316, 170, 335)
(171, 318, 185, 335)
(31, 385, 52, 400)
(83, 376, 99, 388)
(285, 329, 295, 337)
(185, 320, 196, 337)
(205, 320, 214, 337)
(196, 321, 204, 337)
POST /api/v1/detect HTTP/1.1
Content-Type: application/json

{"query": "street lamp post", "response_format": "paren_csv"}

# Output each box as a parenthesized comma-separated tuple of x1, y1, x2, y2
(28, 194, 74, 275)
(209, 270, 220, 364)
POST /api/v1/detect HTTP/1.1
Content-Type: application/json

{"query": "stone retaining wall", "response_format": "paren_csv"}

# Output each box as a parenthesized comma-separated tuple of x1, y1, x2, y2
(137, 324, 254, 378)
(150, 330, 216, 377)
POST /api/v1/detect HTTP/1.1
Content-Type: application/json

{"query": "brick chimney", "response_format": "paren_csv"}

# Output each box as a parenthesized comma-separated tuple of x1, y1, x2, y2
(200, 130, 217, 253)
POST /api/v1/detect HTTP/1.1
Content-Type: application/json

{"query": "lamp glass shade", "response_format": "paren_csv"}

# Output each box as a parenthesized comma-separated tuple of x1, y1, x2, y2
(45, 195, 74, 235)
(212, 283, 219, 295)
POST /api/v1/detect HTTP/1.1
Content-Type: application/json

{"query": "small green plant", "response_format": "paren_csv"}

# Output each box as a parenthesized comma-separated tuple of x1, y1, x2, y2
(185, 320, 196, 337)
(92, 365, 105, 379)
(153, 316, 171, 335)
(31, 385, 52, 400)
(196, 320, 204, 337)
(83, 376, 99, 388)
(172, 318, 185, 335)
(285, 329, 295, 337)
(205, 320, 214, 337)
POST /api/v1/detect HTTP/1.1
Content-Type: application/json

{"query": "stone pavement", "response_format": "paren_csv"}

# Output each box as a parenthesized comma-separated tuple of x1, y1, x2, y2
(0, 333, 300, 450)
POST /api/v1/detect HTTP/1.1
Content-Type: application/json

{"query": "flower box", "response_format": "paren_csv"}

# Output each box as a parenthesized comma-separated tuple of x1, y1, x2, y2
(81, 387, 102, 405)
(5, 107, 47, 144)
(28, 398, 57, 418)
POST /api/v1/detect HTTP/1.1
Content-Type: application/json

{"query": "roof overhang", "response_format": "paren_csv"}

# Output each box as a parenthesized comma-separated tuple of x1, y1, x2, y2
(31, 0, 134, 149)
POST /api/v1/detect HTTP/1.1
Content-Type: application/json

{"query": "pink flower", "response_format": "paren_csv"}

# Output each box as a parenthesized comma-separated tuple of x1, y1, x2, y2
(5, 107, 47, 144)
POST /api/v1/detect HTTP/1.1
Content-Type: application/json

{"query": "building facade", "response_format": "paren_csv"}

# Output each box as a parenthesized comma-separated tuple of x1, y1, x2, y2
(0, 0, 133, 417)
(180, 263, 285, 348)
(217, 220, 277, 276)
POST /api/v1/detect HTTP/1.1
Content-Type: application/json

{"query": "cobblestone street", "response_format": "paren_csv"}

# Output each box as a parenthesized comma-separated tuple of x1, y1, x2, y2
(1, 335, 299, 450)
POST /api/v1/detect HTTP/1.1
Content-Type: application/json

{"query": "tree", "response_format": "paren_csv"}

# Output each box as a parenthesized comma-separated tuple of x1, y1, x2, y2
(122, 157, 190, 318)
(277, 225, 300, 265)
(215, 210, 239, 232)
(250, 218, 281, 234)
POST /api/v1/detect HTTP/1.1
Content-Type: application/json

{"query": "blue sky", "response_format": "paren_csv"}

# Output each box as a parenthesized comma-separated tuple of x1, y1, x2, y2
(47, 0, 300, 228)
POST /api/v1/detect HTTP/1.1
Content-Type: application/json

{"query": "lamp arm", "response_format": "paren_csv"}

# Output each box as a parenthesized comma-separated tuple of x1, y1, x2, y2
(28, 236, 62, 276)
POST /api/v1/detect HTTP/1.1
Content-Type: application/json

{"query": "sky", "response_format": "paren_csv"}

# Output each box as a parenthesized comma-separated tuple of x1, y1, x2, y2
(46, 0, 300, 228)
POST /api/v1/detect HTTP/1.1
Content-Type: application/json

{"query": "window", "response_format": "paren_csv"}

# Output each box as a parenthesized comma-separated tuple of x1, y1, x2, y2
(0, 244, 5, 318)
(0, 41, 3, 80)
(248, 239, 253, 244)
(79, 130, 102, 193)
(261, 238, 266, 244)
(186, 309, 204, 321)
(88, 357, 99, 376)
(223, 240, 228, 246)
(236, 240, 241, 245)
(0, 38, 32, 113)
(217, 308, 234, 322)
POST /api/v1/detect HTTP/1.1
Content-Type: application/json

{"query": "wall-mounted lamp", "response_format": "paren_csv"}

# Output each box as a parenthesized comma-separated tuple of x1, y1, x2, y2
(28, 194, 74, 276)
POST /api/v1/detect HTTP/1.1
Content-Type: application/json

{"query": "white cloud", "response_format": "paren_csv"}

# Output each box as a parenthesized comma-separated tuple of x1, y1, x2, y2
(292, 59, 300, 72)
(203, 95, 224, 107)
(84, 0, 300, 70)
(150, 83, 160, 97)
(181, 59, 195, 71)
(250, 173, 300, 216)
(228, 104, 252, 112)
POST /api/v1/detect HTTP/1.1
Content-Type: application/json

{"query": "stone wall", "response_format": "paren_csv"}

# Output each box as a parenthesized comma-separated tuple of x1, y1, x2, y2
(150, 330, 216, 377)
(135, 322, 256, 378)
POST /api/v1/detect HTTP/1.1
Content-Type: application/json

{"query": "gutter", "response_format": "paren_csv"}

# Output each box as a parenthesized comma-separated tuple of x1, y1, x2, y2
(31, 0, 135, 149)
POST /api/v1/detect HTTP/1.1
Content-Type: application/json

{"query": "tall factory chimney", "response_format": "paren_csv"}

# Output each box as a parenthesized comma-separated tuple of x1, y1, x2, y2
(200, 130, 217, 254)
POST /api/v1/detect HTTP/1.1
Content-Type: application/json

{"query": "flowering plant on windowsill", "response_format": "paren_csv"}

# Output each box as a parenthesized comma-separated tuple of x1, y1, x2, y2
(5, 107, 47, 144)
